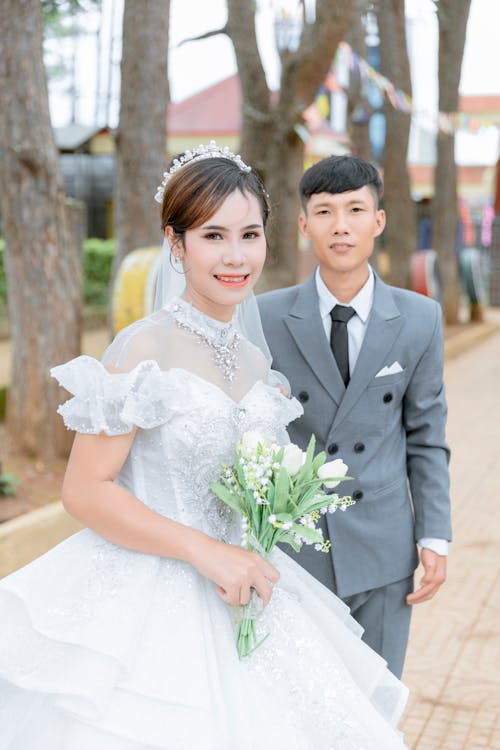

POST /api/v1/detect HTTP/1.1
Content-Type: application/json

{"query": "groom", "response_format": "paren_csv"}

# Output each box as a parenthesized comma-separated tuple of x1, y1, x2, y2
(258, 155, 451, 678)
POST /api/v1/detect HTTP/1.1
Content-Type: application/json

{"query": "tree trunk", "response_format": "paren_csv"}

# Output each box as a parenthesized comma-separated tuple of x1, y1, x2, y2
(262, 123, 305, 289)
(376, 0, 415, 289)
(0, 0, 81, 458)
(226, 0, 272, 183)
(433, 0, 471, 323)
(113, 0, 170, 277)
(346, 0, 373, 161)
(227, 0, 354, 288)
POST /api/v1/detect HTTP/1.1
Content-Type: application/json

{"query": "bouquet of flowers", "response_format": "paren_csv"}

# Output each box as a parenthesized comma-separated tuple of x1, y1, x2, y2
(209, 431, 356, 659)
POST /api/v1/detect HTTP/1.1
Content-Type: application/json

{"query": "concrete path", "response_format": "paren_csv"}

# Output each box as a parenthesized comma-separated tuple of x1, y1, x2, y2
(401, 325, 500, 749)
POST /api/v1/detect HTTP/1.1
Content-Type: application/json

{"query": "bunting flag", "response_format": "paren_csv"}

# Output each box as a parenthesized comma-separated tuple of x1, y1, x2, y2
(306, 40, 500, 136)
(315, 89, 331, 120)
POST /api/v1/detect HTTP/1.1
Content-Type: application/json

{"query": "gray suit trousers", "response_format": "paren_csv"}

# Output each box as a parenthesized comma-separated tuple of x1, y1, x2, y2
(344, 576, 414, 679)
(286, 514, 413, 678)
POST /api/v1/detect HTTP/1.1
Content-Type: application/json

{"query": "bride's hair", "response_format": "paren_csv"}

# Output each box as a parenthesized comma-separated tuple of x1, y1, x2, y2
(160, 157, 270, 238)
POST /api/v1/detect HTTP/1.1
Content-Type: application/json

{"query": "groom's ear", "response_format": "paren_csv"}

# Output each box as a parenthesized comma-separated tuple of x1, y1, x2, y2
(373, 209, 386, 238)
(298, 212, 308, 238)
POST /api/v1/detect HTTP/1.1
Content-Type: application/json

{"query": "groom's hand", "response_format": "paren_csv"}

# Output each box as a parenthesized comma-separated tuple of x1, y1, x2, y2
(406, 548, 447, 605)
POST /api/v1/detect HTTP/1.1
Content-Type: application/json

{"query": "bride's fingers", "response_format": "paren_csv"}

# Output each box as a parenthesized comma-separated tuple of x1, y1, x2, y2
(216, 585, 237, 605)
(251, 572, 274, 607)
(239, 586, 251, 606)
(257, 556, 280, 585)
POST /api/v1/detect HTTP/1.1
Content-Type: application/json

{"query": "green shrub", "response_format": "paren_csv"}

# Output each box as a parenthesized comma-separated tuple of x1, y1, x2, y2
(82, 238, 115, 306)
(0, 237, 115, 312)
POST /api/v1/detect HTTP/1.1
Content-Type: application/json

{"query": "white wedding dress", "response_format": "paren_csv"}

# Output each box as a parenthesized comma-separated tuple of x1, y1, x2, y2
(0, 298, 408, 749)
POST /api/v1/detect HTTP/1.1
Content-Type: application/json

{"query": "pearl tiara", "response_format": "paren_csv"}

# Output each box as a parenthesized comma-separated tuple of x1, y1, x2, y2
(154, 140, 252, 204)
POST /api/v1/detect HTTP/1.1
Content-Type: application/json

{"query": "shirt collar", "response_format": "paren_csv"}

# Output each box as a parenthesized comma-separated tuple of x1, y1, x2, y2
(315, 265, 374, 324)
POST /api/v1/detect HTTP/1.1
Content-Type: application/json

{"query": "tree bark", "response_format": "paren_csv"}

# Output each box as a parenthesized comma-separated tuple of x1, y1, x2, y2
(226, 0, 271, 182)
(346, 0, 373, 161)
(376, 0, 415, 289)
(433, 0, 471, 323)
(226, 0, 354, 288)
(0, 0, 81, 458)
(113, 0, 170, 277)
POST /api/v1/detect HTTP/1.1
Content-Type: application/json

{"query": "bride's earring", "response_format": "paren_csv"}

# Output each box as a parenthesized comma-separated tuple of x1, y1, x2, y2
(170, 250, 185, 274)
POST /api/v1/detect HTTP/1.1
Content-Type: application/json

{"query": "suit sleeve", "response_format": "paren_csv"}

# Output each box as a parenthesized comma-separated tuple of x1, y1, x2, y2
(403, 303, 452, 542)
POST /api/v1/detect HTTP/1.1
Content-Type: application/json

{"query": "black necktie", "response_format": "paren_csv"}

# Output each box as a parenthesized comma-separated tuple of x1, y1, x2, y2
(330, 305, 356, 387)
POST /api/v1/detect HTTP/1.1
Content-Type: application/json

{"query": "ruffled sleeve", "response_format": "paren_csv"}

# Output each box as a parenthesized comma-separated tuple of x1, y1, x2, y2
(50, 355, 173, 435)
(281, 395, 303, 426)
(264, 369, 303, 427)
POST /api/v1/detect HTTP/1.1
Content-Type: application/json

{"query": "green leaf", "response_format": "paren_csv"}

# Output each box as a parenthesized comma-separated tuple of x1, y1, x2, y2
(209, 483, 242, 514)
(305, 434, 316, 462)
(294, 483, 320, 506)
(267, 480, 275, 504)
(275, 446, 285, 463)
(293, 481, 324, 512)
(274, 512, 294, 522)
(292, 435, 316, 485)
(292, 523, 323, 544)
(236, 461, 246, 488)
(312, 451, 327, 473)
(273, 466, 290, 514)
(276, 532, 301, 553)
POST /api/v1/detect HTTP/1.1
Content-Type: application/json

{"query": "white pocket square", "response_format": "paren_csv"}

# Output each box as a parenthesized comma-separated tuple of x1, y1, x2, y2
(375, 361, 404, 378)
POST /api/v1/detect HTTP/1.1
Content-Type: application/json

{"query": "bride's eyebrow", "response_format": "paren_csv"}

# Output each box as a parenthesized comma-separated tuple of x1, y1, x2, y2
(200, 223, 263, 231)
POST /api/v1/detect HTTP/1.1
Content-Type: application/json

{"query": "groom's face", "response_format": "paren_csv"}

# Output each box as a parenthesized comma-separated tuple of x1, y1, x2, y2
(298, 186, 385, 283)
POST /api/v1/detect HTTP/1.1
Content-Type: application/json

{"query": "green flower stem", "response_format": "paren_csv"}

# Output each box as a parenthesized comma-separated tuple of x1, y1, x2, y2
(236, 618, 269, 659)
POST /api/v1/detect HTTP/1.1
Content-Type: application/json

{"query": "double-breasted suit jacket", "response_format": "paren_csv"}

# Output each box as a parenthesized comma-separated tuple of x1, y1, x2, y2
(258, 271, 452, 598)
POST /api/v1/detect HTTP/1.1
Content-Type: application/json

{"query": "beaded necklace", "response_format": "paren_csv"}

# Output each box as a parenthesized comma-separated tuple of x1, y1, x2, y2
(168, 298, 240, 383)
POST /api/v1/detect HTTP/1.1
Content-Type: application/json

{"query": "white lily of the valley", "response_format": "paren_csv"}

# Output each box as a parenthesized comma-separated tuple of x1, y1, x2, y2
(318, 459, 349, 489)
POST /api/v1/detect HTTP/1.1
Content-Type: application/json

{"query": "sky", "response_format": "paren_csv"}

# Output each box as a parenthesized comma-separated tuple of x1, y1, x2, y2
(45, 0, 500, 164)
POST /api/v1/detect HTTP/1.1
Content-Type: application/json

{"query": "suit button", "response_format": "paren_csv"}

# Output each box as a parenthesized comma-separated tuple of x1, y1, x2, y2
(354, 442, 365, 453)
(352, 490, 363, 501)
(383, 392, 393, 403)
(327, 443, 338, 455)
(298, 391, 309, 403)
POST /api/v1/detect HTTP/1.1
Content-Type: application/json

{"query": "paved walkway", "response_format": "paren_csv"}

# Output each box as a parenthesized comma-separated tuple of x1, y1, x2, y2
(401, 325, 500, 749)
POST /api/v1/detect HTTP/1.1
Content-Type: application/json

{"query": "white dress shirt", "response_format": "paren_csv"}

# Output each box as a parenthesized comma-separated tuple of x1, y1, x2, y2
(316, 266, 374, 376)
(315, 266, 448, 557)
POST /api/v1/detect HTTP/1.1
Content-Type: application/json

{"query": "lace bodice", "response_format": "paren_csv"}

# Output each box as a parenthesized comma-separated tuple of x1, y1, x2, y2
(51, 299, 302, 541)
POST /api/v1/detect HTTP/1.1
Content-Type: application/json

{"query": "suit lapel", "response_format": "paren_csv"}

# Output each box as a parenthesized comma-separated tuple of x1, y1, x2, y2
(332, 275, 404, 430)
(284, 274, 345, 407)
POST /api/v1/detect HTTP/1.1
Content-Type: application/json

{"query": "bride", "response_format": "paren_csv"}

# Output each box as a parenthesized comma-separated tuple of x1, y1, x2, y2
(0, 142, 409, 749)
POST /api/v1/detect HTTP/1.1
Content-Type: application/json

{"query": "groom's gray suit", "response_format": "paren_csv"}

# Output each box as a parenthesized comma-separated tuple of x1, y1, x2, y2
(258, 270, 451, 676)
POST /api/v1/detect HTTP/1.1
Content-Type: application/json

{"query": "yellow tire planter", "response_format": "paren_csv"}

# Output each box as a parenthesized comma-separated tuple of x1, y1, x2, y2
(111, 246, 162, 333)
(0, 502, 82, 577)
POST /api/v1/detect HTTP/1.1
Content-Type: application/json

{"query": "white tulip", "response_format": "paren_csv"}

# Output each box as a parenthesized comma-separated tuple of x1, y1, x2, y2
(282, 443, 306, 476)
(317, 459, 348, 489)
(239, 431, 265, 457)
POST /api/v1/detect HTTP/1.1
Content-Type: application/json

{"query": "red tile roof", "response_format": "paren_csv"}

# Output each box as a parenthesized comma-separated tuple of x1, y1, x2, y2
(459, 95, 500, 114)
(168, 75, 242, 135)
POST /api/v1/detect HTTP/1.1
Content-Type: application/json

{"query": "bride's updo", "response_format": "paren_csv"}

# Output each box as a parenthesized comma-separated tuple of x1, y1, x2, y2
(160, 157, 270, 239)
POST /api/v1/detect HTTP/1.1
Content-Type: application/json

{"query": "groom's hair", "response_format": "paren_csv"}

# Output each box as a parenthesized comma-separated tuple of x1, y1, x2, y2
(299, 155, 383, 210)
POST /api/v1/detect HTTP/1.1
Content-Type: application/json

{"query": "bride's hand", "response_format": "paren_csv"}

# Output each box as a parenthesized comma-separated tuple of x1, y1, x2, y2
(188, 537, 280, 607)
